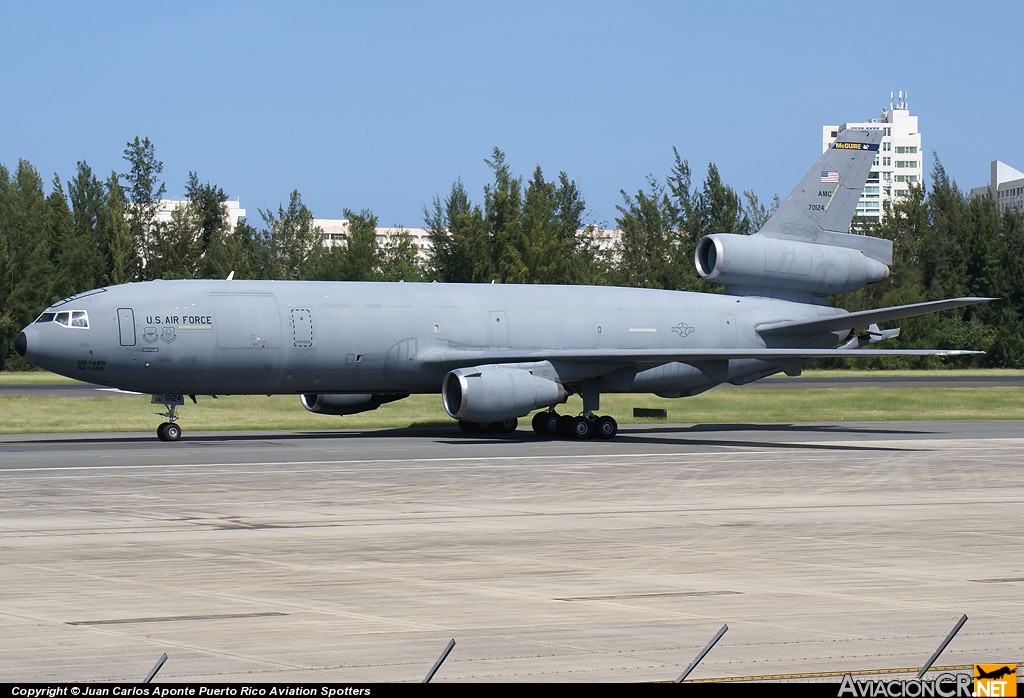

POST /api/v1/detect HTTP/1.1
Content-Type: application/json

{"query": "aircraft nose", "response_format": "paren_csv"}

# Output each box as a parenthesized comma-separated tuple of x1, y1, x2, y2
(15, 331, 27, 357)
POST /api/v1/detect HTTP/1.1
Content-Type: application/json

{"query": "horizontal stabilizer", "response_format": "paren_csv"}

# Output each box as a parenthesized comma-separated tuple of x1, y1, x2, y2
(756, 297, 995, 337)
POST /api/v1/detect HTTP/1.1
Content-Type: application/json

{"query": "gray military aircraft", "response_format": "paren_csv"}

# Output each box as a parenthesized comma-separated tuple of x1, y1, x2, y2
(15, 128, 988, 441)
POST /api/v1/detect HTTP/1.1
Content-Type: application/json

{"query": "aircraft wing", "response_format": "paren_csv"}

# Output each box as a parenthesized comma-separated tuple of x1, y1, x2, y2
(756, 297, 994, 337)
(421, 346, 981, 369)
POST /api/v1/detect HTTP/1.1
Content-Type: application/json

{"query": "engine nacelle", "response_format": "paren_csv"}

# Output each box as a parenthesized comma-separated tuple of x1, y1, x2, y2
(442, 365, 567, 423)
(695, 233, 889, 297)
(300, 392, 409, 416)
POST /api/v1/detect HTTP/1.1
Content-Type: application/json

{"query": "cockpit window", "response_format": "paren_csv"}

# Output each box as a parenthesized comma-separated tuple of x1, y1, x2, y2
(40, 310, 89, 329)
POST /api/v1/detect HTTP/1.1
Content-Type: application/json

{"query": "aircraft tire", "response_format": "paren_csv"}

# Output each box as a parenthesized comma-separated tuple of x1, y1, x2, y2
(595, 415, 618, 439)
(570, 416, 593, 440)
(495, 418, 518, 433)
(458, 420, 485, 433)
(157, 422, 181, 442)
(556, 414, 575, 437)
(532, 411, 559, 434)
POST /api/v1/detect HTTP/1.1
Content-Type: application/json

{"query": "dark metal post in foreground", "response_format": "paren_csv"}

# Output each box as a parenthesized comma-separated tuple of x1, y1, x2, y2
(423, 639, 456, 683)
(675, 624, 729, 683)
(143, 653, 168, 683)
(917, 614, 968, 678)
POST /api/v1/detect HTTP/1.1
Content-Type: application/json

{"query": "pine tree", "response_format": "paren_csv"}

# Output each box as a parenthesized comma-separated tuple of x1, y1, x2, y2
(261, 190, 320, 279)
(426, 181, 490, 283)
(121, 136, 166, 275)
(378, 226, 425, 281)
(101, 173, 138, 285)
(61, 162, 105, 294)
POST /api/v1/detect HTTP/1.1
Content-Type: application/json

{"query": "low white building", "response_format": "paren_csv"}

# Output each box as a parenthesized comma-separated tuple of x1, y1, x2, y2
(314, 218, 620, 262)
(314, 218, 433, 260)
(970, 160, 1024, 214)
(155, 199, 246, 231)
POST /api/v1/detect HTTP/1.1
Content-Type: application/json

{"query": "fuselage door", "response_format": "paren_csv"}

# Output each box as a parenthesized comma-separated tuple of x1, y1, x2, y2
(489, 311, 509, 348)
(118, 308, 136, 346)
(291, 308, 313, 347)
(720, 313, 737, 348)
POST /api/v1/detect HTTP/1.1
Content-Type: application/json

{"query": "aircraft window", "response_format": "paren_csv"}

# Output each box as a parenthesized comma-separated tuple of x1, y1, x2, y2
(51, 310, 89, 328)
(34, 312, 56, 324)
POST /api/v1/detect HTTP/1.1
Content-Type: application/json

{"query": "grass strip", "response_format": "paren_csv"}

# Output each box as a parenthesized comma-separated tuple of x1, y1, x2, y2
(1, 386, 1022, 434)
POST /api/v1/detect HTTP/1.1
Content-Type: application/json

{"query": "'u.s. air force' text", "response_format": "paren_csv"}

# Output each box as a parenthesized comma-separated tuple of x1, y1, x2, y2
(145, 315, 213, 326)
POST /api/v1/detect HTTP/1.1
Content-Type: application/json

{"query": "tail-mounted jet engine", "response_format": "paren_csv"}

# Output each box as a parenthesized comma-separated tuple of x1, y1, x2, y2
(442, 365, 567, 423)
(694, 233, 890, 299)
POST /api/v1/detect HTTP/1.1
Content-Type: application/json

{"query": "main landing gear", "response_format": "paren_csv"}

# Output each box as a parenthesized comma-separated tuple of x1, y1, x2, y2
(530, 380, 617, 440)
(531, 410, 618, 440)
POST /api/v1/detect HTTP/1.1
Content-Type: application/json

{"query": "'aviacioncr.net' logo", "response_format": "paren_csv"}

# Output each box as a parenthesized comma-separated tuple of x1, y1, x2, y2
(974, 664, 1017, 697)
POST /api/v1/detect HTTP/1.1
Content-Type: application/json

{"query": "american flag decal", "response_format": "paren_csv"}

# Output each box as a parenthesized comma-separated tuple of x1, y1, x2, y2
(820, 170, 840, 183)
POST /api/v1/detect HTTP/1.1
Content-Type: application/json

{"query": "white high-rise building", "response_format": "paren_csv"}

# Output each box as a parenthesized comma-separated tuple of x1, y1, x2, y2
(822, 91, 922, 228)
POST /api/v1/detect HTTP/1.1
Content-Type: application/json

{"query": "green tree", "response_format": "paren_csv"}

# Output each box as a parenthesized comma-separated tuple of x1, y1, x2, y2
(148, 202, 203, 279)
(101, 172, 138, 285)
(335, 208, 380, 280)
(261, 190, 320, 279)
(693, 162, 747, 238)
(0, 161, 57, 367)
(514, 165, 592, 284)
(426, 180, 490, 283)
(378, 226, 425, 281)
(428, 149, 599, 285)
(921, 157, 969, 298)
(121, 137, 166, 276)
(741, 190, 776, 233)
(185, 171, 229, 255)
(228, 218, 274, 280)
(614, 176, 683, 289)
(60, 162, 106, 294)
(483, 148, 525, 282)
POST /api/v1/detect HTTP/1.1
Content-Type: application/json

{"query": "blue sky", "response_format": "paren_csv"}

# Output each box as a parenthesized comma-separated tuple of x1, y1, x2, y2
(3, 1, 1022, 228)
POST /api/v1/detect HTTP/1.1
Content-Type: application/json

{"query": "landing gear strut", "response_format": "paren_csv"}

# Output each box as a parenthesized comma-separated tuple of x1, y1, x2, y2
(154, 394, 185, 442)
(530, 380, 618, 440)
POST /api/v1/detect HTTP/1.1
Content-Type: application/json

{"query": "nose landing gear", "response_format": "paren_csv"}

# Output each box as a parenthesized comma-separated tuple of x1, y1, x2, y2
(153, 394, 185, 442)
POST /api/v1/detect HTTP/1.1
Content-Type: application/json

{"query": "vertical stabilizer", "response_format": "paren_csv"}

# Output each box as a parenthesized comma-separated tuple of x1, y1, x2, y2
(758, 128, 890, 264)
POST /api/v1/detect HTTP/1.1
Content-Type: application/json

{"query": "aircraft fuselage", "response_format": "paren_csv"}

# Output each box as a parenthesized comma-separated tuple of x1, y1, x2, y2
(18, 279, 846, 398)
